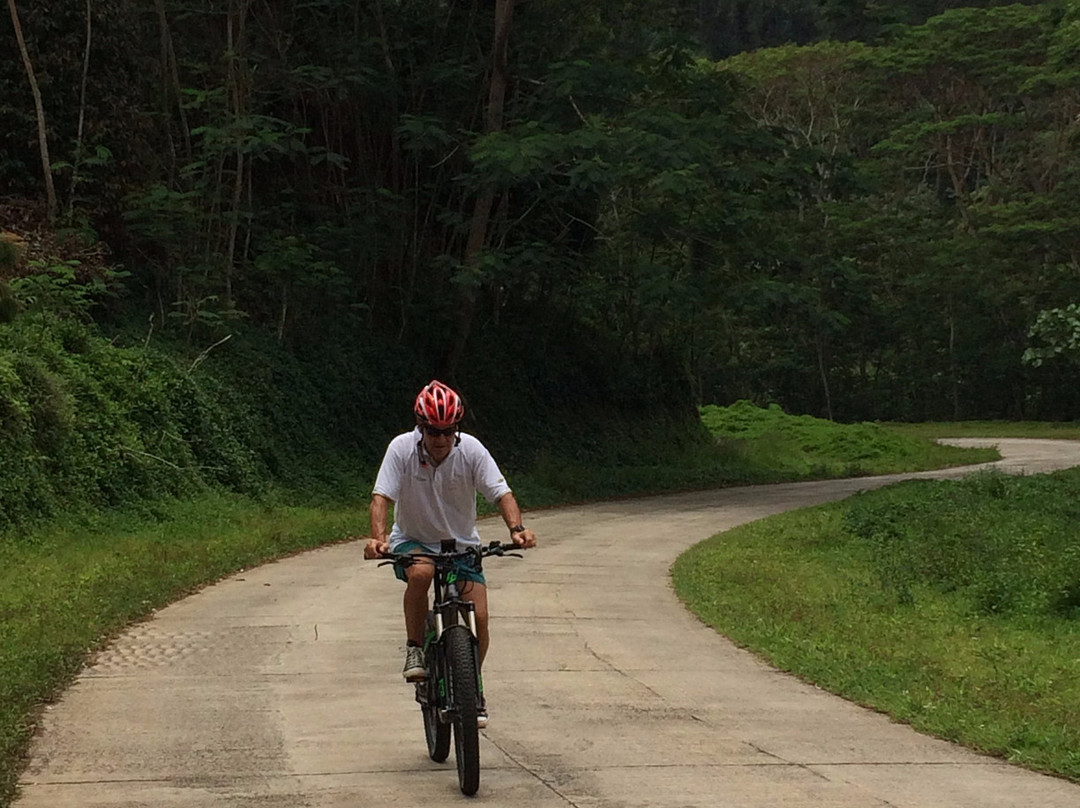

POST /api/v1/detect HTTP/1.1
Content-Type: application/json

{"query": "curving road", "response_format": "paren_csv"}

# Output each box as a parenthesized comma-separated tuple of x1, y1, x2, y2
(15, 439, 1080, 807)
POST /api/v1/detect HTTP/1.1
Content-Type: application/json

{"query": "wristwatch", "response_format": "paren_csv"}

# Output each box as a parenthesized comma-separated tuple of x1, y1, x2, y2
(509, 524, 526, 535)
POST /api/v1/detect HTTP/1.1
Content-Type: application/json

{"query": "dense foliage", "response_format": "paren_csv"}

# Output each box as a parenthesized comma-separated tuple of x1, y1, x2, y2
(2, 1, 1080, 463)
(0, 315, 408, 531)
(710, 2, 1080, 420)
(0, 309, 722, 534)
(695, 0, 1050, 56)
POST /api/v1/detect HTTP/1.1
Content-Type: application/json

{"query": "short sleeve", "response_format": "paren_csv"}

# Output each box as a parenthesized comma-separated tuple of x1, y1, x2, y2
(472, 441, 511, 504)
(372, 438, 405, 500)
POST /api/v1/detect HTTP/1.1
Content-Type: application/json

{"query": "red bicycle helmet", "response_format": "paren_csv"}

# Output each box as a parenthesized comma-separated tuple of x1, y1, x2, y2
(414, 380, 465, 428)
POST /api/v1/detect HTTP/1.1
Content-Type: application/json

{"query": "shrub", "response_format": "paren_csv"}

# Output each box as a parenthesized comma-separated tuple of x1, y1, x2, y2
(699, 400, 963, 477)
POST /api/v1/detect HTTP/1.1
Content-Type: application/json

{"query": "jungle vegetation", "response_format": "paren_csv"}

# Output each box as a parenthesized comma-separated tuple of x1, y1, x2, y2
(2, 0, 1079, 525)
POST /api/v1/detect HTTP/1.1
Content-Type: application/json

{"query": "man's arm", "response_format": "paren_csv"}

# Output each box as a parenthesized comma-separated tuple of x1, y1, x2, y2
(497, 492, 537, 548)
(364, 493, 393, 558)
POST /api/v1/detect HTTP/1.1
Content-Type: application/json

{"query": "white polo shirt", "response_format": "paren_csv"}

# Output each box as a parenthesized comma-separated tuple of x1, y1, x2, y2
(373, 428, 512, 550)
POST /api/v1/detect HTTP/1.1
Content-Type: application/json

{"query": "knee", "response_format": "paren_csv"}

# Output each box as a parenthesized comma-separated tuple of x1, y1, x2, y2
(406, 563, 434, 588)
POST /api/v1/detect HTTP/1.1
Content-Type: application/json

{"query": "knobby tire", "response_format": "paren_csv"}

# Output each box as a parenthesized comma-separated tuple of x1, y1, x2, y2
(445, 624, 480, 795)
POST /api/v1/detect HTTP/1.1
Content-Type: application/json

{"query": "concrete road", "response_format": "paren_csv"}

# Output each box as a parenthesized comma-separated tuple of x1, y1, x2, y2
(16, 439, 1080, 807)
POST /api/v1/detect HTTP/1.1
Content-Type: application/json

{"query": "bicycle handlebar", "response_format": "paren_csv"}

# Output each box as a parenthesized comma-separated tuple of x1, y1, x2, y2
(376, 540, 526, 568)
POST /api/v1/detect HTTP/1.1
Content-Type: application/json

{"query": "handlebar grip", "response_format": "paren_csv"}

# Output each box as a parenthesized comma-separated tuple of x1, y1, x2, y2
(487, 540, 524, 550)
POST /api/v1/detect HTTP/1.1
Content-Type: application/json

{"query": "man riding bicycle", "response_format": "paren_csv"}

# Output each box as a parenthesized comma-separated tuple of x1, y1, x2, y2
(363, 380, 537, 727)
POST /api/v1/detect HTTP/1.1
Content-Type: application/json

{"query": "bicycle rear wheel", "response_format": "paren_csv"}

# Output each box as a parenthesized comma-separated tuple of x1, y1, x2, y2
(445, 625, 480, 795)
(421, 680, 450, 762)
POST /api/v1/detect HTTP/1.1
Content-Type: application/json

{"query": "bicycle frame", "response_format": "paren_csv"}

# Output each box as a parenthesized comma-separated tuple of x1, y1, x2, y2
(379, 540, 522, 795)
(422, 548, 482, 725)
(429, 554, 479, 646)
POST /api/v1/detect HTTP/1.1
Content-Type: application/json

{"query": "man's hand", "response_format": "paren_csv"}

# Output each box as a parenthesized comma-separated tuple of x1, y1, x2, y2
(512, 528, 537, 549)
(364, 538, 390, 559)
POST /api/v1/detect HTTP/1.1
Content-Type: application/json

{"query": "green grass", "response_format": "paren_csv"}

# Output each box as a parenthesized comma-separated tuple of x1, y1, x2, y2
(703, 402, 1000, 475)
(673, 465, 1080, 782)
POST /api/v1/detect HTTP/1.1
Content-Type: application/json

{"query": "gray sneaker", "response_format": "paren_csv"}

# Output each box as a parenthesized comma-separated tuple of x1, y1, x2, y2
(476, 708, 488, 729)
(402, 646, 426, 681)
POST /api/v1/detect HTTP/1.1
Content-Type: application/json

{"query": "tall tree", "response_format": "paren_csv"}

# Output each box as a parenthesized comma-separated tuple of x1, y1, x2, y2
(66, 0, 92, 219)
(447, 0, 516, 378)
(7, 0, 56, 222)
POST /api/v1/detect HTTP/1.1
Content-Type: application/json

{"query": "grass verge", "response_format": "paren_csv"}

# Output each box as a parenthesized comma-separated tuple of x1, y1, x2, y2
(673, 464, 1080, 782)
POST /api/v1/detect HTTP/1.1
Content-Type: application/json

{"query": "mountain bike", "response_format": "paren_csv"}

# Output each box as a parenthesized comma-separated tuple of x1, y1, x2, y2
(379, 539, 524, 796)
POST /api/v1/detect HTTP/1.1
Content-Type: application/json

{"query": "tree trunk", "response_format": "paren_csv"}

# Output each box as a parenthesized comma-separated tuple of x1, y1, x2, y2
(369, 0, 405, 331)
(8, 0, 57, 224)
(67, 0, 92, 219)
(816, 334, 834, 421)
(948, 302, 960, 420)
(224, 0, 251, 311)
(155, 0, 192, 177)
(445, 0, 515, 378)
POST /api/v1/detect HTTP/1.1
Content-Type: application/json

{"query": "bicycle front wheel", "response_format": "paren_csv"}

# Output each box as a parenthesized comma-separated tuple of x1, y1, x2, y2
(445, 625, 480, 795)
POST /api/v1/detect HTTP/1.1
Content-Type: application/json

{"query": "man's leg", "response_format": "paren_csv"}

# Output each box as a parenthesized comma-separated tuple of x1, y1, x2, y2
(404, 559, 434, 644)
